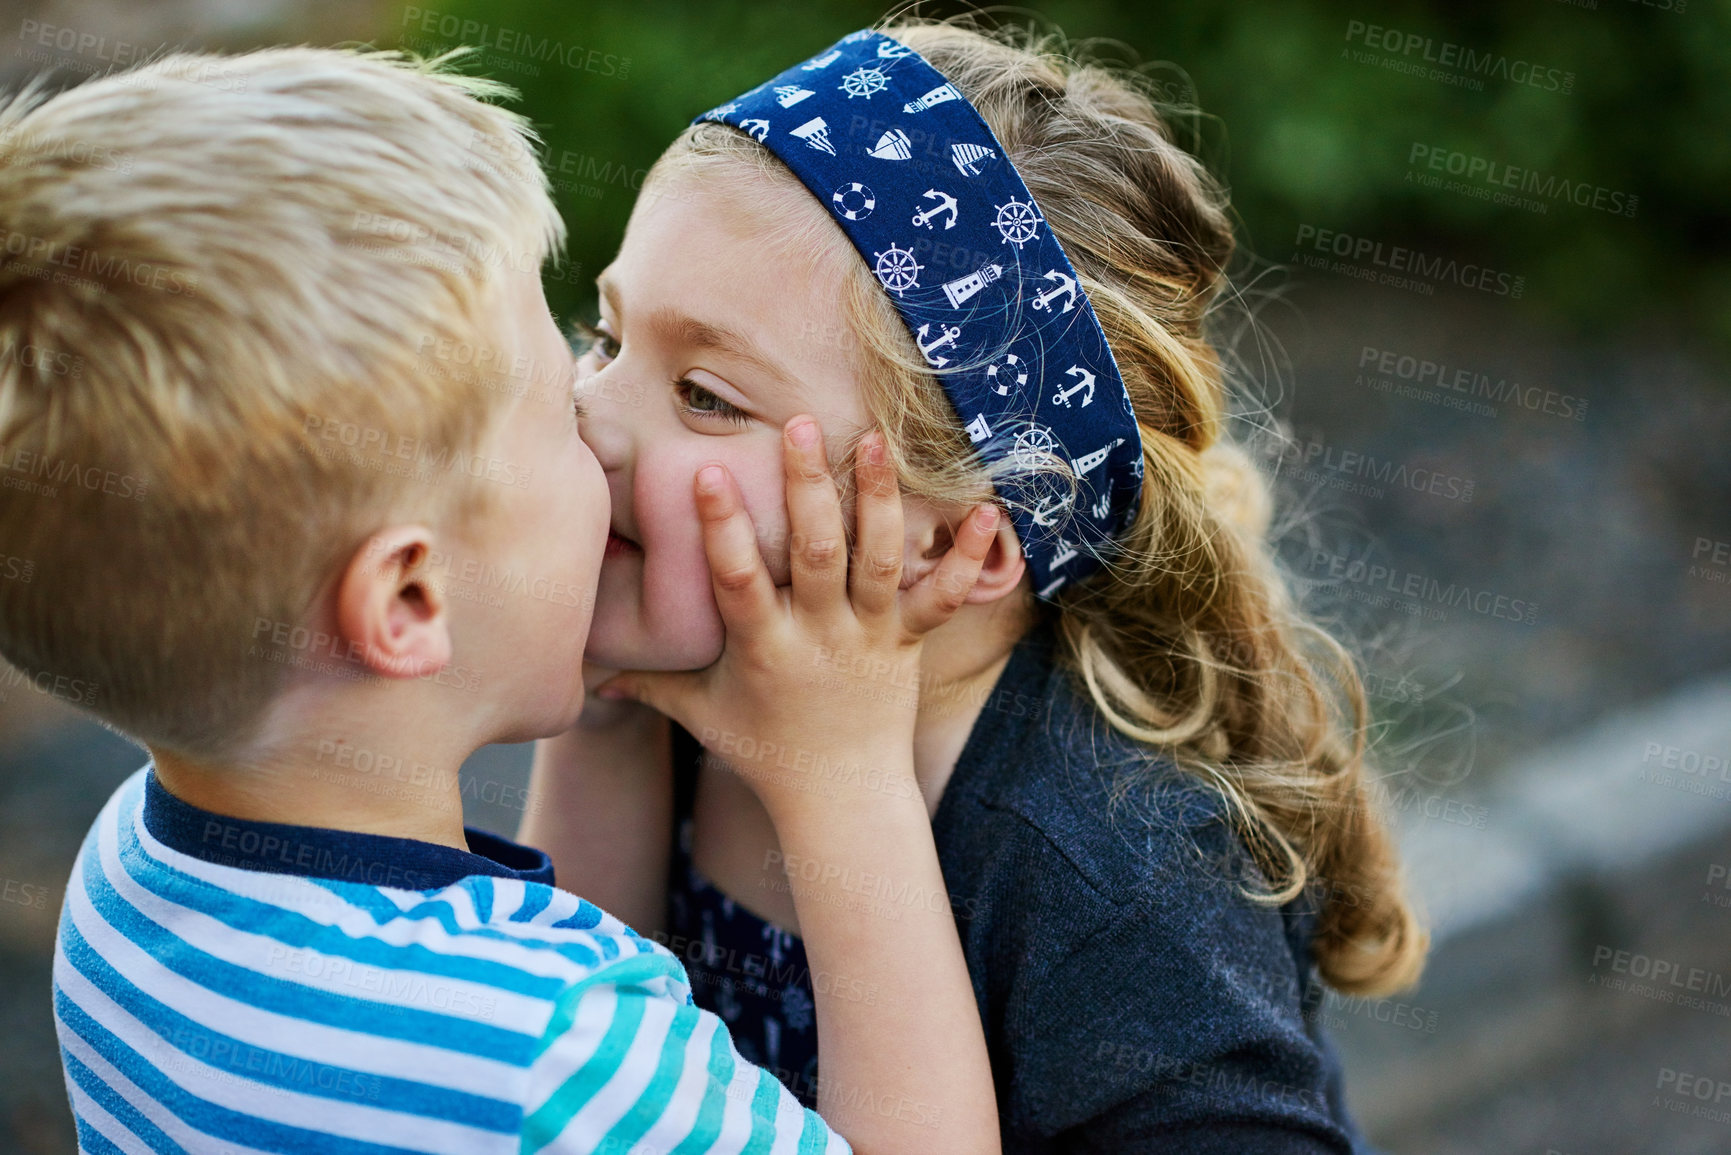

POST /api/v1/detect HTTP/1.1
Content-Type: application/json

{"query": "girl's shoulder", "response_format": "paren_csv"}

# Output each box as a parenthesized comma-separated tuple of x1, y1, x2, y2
(937, 623, 1256, 913)
(934, 627, 1344, 1143)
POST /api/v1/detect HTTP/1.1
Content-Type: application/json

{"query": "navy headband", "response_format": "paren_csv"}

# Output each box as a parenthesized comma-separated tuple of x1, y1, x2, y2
(695, 28, 1142, 599)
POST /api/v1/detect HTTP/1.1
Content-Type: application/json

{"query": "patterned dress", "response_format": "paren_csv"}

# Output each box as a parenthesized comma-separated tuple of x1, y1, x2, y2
(665, 731, 821, 1107)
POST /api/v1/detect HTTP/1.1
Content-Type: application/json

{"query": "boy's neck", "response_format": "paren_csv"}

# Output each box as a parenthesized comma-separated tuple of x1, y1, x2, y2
(909, 594, 1035, 815)
(149, 694, 474, 850)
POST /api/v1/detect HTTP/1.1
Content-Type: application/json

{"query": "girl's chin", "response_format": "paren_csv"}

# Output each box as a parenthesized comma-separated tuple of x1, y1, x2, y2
(584, 589, 723, 673)
(585, 628, 722, 674)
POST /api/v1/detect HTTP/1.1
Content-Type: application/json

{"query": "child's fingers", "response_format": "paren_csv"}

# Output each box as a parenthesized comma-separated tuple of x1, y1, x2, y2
(693, 463, 778, 634)
(901, 503, 999, 638)
(849, 432, 903, 621)
(781, 416, 848, 619)
(593, 669, 701, 734)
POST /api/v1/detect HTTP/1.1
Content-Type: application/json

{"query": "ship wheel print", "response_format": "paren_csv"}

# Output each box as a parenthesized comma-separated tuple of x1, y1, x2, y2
(873, 244, 923, 296)
(839, 65, 890, 100)
(1010, 425, 1059, 469)
(993, 198, 1043, 249)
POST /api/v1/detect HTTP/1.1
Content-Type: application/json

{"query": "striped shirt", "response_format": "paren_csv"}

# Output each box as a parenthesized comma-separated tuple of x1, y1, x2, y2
(54, 765, 850, 1154)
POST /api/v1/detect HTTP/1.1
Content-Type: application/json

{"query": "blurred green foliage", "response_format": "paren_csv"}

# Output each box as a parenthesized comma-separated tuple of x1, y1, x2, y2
(383, 0, 1731, 354)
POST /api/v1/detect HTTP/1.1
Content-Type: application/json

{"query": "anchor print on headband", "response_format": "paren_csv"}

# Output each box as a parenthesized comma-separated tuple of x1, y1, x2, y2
(1031, 271, 1078, 313)
(916, 323, 962, 368)
(1053, 367, 1096, 409)
(912, 189, 959, 230)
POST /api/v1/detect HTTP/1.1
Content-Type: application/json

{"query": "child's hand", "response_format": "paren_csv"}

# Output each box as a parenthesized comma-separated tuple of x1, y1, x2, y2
(604, 415, 1004, 1153)
(574, 661, 656, 729)
(598, 415, 997, 820)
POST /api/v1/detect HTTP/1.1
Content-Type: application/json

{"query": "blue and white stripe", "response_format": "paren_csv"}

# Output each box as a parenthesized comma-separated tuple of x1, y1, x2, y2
(54, 767, 848, 1154)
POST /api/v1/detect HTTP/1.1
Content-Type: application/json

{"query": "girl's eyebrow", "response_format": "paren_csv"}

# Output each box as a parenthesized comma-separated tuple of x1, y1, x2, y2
(596, 270, 794, 392)
(647, 308, 791, 388)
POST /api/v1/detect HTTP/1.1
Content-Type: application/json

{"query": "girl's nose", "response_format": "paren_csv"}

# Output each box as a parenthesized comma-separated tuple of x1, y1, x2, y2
(576, 364, 637, 473)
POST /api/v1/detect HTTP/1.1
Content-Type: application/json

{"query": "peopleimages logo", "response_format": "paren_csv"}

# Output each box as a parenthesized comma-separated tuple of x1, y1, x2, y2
(398, 7, 629, 79)
(1408, 144, 1638, 218)
(1306, 550, 1539, 625)
(1357, 346, 1588, 422)
(1270, 431, 1475, 504)
(1343, 20, 1575, 94)
(1292, 224, 1524, 298)
(0, 227, 198, 296)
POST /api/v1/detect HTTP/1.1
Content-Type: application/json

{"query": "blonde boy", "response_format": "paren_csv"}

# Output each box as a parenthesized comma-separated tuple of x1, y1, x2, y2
(0, 49, 997, 1154)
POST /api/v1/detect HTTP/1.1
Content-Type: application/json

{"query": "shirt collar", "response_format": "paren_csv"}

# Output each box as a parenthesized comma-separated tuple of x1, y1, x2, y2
(141, 765, 555, 891)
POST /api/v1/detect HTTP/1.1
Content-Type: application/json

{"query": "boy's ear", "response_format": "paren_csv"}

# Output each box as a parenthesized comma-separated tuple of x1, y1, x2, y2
(902, 499, 1024, 604)
(335, 526, 451, 680)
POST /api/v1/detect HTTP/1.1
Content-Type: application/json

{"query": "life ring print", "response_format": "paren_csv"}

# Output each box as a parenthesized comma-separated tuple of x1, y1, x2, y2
(831, 182, 875, 221)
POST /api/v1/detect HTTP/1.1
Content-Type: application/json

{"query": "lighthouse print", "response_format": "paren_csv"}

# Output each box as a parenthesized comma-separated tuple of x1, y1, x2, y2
(942, 263, 1003, 308)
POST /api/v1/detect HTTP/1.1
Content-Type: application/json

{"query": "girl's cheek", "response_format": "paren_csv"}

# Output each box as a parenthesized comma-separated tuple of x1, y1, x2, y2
(636, 438, 793, 588)
(725, 452, 793, 585)
(635, 452, 706, 560)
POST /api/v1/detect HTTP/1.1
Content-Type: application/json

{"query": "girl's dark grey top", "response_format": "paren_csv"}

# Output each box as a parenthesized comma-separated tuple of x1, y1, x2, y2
(670, 619, 1369, 1153)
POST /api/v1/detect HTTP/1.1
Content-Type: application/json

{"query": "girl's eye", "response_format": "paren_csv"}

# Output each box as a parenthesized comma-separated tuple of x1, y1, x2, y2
(675, 378, 750, 427)
(572, 319, 620, 364)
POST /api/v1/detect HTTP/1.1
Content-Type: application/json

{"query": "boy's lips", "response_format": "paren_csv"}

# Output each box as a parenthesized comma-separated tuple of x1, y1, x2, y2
(604, 529, 641, 559)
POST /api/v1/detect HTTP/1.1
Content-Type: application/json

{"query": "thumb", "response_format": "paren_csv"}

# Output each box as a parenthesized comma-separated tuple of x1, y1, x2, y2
(595, 669, 703, 732)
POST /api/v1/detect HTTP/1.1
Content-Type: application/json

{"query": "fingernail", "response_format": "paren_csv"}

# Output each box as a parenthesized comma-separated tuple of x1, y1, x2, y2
(696, 465, 725, 493)
(975, 504, 998, 530)
(788, 419, 819, 449)
(866, 435, 886, 466)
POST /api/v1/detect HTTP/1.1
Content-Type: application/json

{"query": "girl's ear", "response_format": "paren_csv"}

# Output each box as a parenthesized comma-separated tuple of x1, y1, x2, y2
(902, 498, 1025, 604)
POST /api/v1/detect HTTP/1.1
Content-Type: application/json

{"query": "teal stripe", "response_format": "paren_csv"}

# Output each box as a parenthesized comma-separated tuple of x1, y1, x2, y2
(668, 1021, 734, 1155)
(80, 840, 535, 1062)
(61, 1043, 187, 1155)
(529, 954, 686, 1063)
(598, 1000, 701, 1151)
(521, 984, 646, 1151)
(796, 1105, 834, 1154)
(59, 917, 517, 1130)
(741, 1067, 783, 1155)
(124, 807, 606, 972)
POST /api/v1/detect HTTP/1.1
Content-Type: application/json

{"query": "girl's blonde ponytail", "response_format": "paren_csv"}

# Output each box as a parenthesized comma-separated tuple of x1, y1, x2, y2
(645, 15, 1428, 996)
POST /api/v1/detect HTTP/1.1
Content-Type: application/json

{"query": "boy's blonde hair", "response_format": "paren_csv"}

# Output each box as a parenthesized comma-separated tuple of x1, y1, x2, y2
(0, 47, 565, 759)
(647, 18, 1426, 997)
